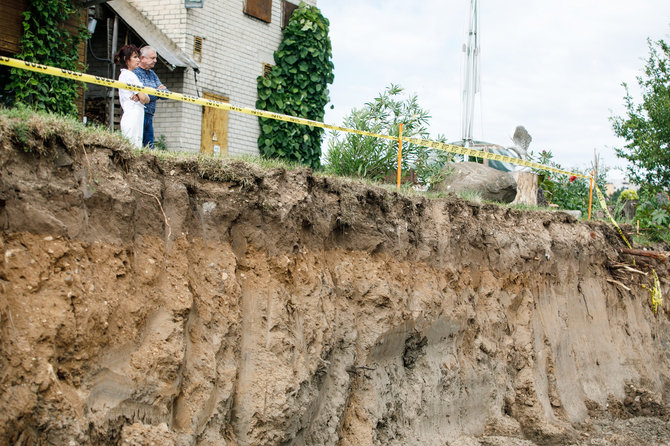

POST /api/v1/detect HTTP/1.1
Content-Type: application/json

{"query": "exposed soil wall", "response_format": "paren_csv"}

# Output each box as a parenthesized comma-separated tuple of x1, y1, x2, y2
(1, 113, 670, 446)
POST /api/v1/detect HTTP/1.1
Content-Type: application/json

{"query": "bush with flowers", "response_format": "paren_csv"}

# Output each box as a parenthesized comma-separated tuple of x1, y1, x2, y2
(530, 149, 607, 215)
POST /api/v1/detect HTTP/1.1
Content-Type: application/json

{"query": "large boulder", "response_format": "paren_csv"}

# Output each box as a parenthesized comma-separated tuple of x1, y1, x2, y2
(432, 162, 518, 203)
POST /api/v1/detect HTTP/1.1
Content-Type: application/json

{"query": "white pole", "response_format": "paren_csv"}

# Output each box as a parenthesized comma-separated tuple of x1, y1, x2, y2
(462, 0, 479, 148)
(109, 15, 118, 130)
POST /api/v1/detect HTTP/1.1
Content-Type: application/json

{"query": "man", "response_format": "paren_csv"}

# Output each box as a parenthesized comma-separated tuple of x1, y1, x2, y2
(133, 46, 167, 149)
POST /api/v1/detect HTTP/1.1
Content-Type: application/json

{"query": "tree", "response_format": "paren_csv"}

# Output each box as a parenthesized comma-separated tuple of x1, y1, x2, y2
(256, 3, 334, 169)
(324, 84, 452, 186)
(611, 39, 670, 191)
(4, 0, 87, 116)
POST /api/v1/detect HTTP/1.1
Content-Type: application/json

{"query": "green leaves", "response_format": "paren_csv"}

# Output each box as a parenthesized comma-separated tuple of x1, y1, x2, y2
(633, 189, 670, 243)
(256, 3, 334, 169)
(529, 149, 609, 215)
(611, 39, 670, 192)
(323, 84, 453, 186)
(3, 0, 87, 116)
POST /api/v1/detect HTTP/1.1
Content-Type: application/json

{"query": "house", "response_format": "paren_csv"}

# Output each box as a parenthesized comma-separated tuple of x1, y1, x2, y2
(2, 0, 315, 155)
(85, 0, 315, 156)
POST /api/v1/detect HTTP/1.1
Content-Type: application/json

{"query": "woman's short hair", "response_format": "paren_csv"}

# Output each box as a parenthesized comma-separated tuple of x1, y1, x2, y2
(114, 44, 140, 68)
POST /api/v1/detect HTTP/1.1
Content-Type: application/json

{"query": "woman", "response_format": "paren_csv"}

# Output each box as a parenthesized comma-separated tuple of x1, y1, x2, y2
(114, 44, 149, 148)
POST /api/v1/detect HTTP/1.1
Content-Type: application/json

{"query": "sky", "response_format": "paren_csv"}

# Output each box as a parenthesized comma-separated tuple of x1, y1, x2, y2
(317, 0, 670, 187)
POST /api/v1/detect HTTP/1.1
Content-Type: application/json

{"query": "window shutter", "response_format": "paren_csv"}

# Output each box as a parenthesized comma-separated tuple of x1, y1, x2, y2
(281, 1, 299, 29)
(244, 0, 272, 23)
(0, 0, 26, 55)
(193, 36, 203, 62)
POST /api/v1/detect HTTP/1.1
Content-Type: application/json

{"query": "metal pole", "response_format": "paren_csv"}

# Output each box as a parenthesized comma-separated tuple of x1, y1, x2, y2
(588, 170, 594, 220)
(462, 0, 478, 151)
(108, 15, 118, 130)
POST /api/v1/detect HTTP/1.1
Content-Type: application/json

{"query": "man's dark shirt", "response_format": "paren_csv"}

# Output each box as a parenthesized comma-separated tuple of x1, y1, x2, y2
(133, 67, 163, 116)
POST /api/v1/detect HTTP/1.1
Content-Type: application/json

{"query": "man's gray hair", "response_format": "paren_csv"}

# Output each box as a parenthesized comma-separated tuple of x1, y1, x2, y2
(140, 46, 156, 57)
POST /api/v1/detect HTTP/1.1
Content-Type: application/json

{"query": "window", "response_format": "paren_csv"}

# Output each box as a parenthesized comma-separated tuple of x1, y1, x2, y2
(193, 36, 203, 62)
(0, 0, 25, 55)
(244, 0, 272, 23)
(185, 0, 204, 8)
(262, 63, 273, 78)
(282, 1, 298, 29)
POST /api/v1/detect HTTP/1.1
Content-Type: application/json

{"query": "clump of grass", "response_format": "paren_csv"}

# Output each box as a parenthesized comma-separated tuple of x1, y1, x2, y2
(455, 189, 483, 204)
(149, 150, 310, 175)
(184, 155, 262, 188)
(238, 153, 306, 171)
(504, 202, 551, 212)
(0, 105, 132, 158)
(146, 147, 198, 161)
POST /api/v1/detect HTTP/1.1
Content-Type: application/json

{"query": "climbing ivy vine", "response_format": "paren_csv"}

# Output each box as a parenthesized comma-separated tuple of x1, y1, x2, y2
(256, 3, 334, 169)
(4, 0, 87, 116)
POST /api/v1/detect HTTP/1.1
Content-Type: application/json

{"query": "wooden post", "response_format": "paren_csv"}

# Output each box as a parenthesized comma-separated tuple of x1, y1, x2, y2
(511, 172, 538, 206)
(588, 170, 594, 220)
(397, 123, 403, 191)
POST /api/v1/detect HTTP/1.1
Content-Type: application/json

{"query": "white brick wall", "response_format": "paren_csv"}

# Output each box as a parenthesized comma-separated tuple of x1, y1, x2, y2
(128, 0, 317, 156)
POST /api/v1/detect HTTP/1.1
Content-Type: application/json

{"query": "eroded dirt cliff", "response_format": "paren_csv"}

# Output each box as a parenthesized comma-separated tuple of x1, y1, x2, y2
(1, 113, 670, 446)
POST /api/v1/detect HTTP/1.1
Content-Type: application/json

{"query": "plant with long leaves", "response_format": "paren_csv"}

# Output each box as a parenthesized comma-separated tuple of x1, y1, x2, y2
(324, 84, 452, 186)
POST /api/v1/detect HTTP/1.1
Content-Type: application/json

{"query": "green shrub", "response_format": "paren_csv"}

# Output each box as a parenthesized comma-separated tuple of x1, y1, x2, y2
(256, 3, 334, 169)
(4, 0, 88, 116)
(530, 149, 607, 215)
(619, 189, 639, 202)
(634, 189, 670, 243)
(155, 134, 168, 151)
(324, 84, 452, 187)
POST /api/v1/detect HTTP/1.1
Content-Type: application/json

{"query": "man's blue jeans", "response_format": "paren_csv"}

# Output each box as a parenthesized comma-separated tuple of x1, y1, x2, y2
(143, 113, 155, 149)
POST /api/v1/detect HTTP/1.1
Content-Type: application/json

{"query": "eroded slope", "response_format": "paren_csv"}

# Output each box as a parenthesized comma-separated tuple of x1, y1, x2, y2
(1, 113, 669, 446)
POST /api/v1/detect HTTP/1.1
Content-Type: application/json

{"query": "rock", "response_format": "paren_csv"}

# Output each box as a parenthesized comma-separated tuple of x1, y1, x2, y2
(432, 162, 517, 203)
(54, 149, 74, 168)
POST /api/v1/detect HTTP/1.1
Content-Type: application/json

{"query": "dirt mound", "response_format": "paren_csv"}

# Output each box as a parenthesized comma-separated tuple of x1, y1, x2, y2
(1, 112, 669, 446)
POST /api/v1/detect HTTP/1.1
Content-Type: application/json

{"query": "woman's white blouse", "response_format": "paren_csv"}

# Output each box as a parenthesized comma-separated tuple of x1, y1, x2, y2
(118, 69, 145, 112)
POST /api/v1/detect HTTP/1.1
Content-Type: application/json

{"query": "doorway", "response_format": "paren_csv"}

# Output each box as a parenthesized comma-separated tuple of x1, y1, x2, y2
(200, 92, 229, 156)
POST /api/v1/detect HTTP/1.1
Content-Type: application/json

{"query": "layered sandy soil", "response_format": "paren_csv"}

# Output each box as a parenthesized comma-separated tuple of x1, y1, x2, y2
(1, 113, 669, 445)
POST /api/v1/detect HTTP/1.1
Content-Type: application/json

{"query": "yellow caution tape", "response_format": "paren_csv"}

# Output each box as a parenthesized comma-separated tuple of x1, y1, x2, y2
(403, 135, 589, 178)
(0, 56, 589, 179)
(642, 269, 663, 313)
(594, 184, 633, 250)
(0, 56, 398, 142)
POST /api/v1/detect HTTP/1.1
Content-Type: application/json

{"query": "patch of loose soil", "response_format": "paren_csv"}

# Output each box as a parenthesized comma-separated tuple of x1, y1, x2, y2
(1, 113, 669, 445)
